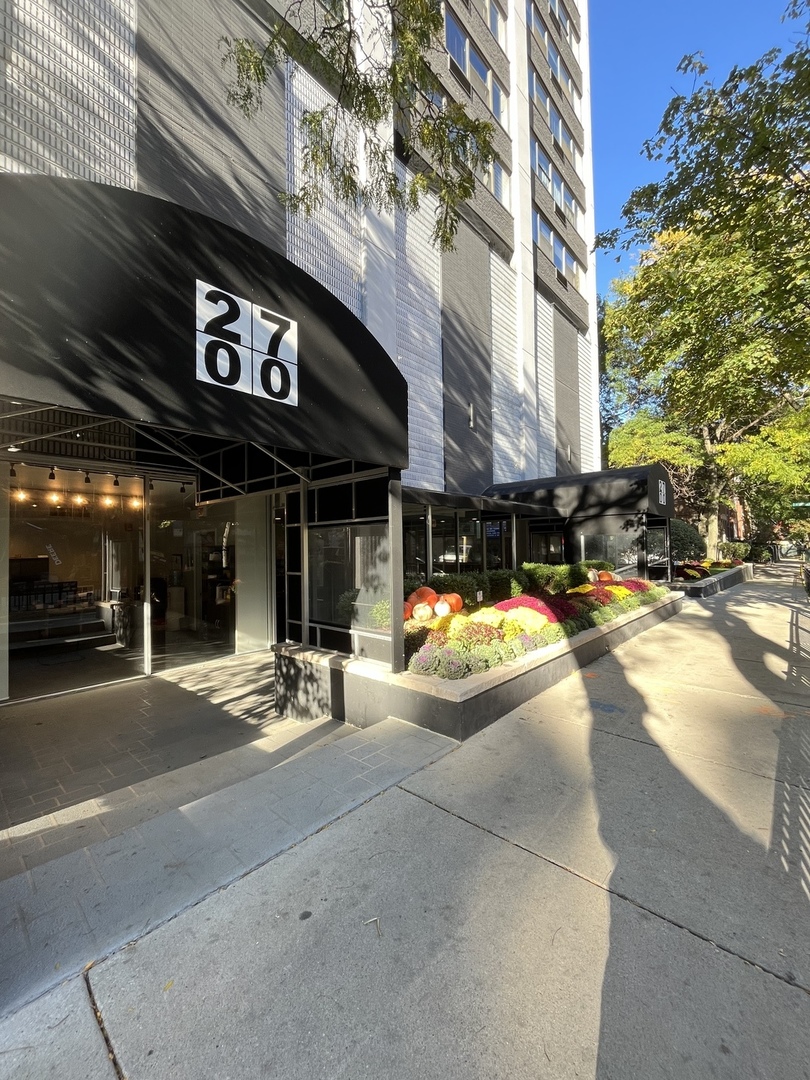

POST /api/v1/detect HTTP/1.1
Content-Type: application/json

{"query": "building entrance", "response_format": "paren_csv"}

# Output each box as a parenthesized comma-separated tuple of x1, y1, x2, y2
(5, 463, 146, 699)
(3, 465, 274, 701)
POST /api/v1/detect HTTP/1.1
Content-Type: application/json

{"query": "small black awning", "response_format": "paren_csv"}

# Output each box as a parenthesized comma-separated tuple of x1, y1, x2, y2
(486, 465, 674, 521)
(0, 177, 408, 469)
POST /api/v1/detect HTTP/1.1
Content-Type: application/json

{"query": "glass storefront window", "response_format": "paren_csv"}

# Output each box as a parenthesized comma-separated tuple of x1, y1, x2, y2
(403, 510, 427, 580)
(530, 532, 564, 564)
(308, 522, 390, 660)
(582, 533, 640, 574)
(485, 517, 513, 570)
(431, 513, 458, 574)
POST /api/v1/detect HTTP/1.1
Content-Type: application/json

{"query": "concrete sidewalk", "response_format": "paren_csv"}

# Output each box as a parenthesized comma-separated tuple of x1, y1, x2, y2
(2, 564, 809, 1078)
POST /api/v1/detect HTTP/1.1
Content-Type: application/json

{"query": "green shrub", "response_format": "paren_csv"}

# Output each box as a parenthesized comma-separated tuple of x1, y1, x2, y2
(582, 560, 615, 571)
(521, 562, 590, 594)
(718, 541, 751, 561)
(427, 571, 489, 608)
(749, 544, 772, 563)
(486, 568, 531, 603)
(669, 519, 706, 561)
(336, 589, 359, 626)
(403, 575, 424, 600)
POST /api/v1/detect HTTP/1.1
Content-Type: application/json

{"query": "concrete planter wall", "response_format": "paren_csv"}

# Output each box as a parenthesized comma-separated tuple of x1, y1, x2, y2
(667, 563, 754, 597)
(274, 592, 684, 741)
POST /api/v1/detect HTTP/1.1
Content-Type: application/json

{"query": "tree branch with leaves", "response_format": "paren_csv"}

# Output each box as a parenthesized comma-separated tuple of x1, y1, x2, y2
(221, 0, 496, 249)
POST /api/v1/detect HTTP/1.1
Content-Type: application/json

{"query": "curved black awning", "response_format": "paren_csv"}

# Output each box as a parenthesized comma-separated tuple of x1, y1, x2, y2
(0, 177, 408, 469)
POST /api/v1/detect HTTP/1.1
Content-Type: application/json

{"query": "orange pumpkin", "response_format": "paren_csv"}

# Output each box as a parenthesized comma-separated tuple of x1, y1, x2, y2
(597, 571, 615, 582)
(444, 593, 464, 613)
(403, 601, 413, 621)
(407, 586, 437, 608)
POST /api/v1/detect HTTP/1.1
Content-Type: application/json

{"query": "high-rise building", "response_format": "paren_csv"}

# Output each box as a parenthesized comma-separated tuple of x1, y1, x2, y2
(0, 0, 630, 704)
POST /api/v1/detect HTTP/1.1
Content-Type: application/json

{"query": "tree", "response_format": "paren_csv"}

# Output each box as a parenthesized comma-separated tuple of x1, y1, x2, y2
(221, 0, 496, 249)
(597, 2, 810, 371)
(603, 226, 810, 548)
(606, 410, 710, 516)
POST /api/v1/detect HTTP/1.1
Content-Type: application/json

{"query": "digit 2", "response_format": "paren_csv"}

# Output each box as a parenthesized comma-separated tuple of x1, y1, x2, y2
(203, 290, 242, 344)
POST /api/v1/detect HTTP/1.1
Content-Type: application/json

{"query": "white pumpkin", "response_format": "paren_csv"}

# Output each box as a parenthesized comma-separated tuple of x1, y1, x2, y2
(411, 602, 435, 622)
(433, 598, 452, 617)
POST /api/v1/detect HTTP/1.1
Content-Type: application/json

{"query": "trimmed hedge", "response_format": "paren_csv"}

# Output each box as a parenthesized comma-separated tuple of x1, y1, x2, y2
(521, 562, 590, 594)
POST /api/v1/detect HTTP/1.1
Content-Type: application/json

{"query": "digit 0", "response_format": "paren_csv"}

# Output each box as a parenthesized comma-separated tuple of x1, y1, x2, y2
(258, 357, 292, 400)
(204, 340, 243, 385)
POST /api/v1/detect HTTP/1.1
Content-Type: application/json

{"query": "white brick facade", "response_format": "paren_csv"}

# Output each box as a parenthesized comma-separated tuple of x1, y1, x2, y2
(534, 291, 557, 477)
(578, 330, 600, 470)
(490, 252, 523, 484)
(1, 0, 136, 185)
(395, 166, 444, 490)
(285, 63, 362, 318)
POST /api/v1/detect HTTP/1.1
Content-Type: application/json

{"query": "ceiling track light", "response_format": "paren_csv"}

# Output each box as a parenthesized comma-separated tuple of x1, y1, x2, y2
(48, 466, 55, 481)
(9, 464, 16, 478)
(113, 475, 120, 487)
(84, 471, 91, 484)
(180, 482, 186, 493)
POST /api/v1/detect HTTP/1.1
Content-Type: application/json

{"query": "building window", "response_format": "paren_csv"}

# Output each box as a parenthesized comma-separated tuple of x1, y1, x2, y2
(531, 138, 552, 191)
(527, 0, 548, 51)
(475, 0, 507, 50)
(445, 8, 509, 128)
(548, 0, 579, 57)
(478, 157, 511, 209)
(532, 208, 553, 258)
(529, 67, 550, 121)
(446, 10, 467, 71)
(531, 138, 583, 233)
(533, 207, 583, 291)
(547, 40, 579, 114)
(550, 104, 580, 171)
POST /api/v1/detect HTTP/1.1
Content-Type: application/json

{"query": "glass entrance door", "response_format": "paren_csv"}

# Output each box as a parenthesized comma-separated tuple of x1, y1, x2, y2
(5, 463, 145, 700)
(148, 481, 270, 671)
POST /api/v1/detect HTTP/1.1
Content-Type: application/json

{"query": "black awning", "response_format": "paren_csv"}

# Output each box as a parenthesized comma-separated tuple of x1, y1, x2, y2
(0, 177, 408, 469)
(402, 485, 561, 519)
(486, 465, 674, 520)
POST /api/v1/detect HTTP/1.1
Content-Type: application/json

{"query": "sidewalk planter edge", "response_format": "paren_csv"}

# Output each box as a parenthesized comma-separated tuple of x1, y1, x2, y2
(666, 563, 754, 597)
(274, 591, 684, 741)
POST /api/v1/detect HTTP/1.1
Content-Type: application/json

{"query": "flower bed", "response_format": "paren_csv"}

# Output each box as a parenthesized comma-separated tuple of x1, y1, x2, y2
(404, 575, 669, 680)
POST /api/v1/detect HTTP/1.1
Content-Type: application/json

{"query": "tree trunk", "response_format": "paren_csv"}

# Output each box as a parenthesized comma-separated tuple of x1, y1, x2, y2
(702, 507, 721, 559)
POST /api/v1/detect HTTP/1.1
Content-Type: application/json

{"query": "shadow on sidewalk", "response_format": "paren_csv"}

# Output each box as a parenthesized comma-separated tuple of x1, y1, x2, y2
(582, 581, 810, 1076)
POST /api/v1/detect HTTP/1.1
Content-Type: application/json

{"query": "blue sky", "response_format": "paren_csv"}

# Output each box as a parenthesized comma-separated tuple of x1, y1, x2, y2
(589, 0, 799, 296)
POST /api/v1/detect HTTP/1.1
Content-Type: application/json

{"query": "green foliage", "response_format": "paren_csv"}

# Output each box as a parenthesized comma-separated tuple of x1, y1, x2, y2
(581, 560, 615, 572)
(749, 544, 773, 563)
(521, 562, 590, 594)
(718, 541, 750, 560)
(598, 10, 810, 364)
(221, 0, 497, 250)
(669, 519, 707, 561)
(427, 572, 488, 608)
(598, 9, 810, 540)
(486, 569, 530, 603)
(608, 411, 704, 471)
(336, 588, 359, 626)
(403, 574, 423, 599)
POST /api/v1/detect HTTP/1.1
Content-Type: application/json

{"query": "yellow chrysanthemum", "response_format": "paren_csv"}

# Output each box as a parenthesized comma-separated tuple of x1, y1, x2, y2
(605, 585, 632, 599)
(567, 584, 595, 594)
(445, 613, 473, 637)
(469, 608, 506, 628)
(503, 608, 549, 633)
